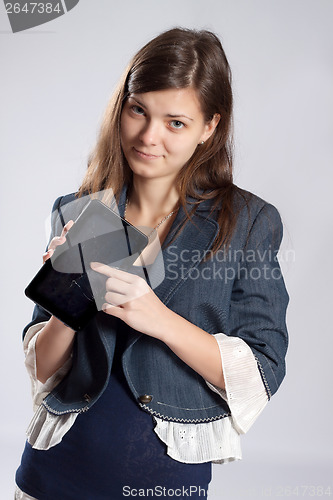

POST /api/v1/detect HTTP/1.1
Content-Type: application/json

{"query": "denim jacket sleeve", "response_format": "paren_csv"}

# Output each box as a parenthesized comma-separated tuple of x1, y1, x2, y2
(227, 202, 289, 399)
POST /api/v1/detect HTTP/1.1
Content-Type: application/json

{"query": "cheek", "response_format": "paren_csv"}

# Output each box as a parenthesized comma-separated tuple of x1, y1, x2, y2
(168, 136, 199, 159)
(166, 132, 193, 149)
(120, 114, 135, 145)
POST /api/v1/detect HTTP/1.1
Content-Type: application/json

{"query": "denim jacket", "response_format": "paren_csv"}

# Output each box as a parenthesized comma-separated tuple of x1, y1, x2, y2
(23, 187, 289, 423)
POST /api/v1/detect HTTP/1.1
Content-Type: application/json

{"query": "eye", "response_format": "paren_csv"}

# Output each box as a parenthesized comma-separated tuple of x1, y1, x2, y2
(131, 105, 145, 115)
(169, 120, 185, 130)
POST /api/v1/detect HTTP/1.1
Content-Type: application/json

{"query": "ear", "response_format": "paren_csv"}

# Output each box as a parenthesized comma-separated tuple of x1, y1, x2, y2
(199, 113, 221, 144)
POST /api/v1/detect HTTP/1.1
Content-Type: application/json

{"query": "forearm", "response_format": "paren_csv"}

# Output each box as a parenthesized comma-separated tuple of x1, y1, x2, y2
(35, 315, 75, 384)
(92, 264, 225, 388)
(159, 310, 225, 390)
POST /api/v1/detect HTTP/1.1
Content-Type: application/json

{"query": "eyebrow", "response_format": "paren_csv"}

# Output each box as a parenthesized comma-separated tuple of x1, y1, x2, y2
(129, 96, 194, 121)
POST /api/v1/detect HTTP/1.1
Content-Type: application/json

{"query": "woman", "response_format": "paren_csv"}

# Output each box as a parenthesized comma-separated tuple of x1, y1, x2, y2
(15, 28, 289, 499)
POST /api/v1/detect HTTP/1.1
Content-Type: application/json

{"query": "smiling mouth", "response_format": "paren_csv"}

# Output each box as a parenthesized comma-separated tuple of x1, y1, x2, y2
(133, 147, 161, 159)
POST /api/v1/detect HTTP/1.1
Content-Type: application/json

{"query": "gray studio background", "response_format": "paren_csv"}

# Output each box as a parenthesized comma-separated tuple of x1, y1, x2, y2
(1, 0, 332, 498)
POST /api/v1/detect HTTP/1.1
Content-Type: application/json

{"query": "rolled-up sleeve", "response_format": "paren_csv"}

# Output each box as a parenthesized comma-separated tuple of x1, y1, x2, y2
(206, 333, 268, 434)
(227, 203, 289, 399)
(206, 202, 288, 432)
(24, 322, 73, 411)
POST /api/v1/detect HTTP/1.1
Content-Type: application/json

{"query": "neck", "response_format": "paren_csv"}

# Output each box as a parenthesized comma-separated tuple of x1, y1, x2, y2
(128, 177, 180, 217)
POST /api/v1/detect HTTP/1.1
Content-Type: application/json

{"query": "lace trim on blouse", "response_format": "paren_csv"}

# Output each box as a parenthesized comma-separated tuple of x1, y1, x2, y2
(23, 323, 268, 464)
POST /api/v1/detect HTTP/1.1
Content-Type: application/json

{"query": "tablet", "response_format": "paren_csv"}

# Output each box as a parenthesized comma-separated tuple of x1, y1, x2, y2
(25, 199, 149, 331)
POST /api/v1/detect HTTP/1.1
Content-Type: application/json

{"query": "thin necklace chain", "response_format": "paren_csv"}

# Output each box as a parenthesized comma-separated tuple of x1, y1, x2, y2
(124, 198, 177, 239)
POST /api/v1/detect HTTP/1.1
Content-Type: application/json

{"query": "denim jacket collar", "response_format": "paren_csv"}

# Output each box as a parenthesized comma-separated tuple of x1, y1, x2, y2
(115, 184, 220, 352)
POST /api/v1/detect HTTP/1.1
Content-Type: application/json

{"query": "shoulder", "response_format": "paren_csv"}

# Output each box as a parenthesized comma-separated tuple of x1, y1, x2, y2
(233, 187, 281, 224)
(50, 192, 91, 233)
(231, 187, 284, 248)
(195, 186, 283, 242)
(198, 185, 281, 222)
(51, 192, 78, 212)
(199, 186, 282, 229)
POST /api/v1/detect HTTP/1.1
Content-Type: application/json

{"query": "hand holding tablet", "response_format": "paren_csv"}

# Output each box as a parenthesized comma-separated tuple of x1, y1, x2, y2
(25, 199, 149, 331)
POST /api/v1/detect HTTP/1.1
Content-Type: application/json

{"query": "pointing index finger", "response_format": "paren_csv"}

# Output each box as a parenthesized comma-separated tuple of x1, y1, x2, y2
(90, 262, 134, 282)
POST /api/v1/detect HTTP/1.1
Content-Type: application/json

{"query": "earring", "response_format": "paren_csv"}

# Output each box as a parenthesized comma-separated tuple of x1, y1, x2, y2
(200, 141, 205, 145)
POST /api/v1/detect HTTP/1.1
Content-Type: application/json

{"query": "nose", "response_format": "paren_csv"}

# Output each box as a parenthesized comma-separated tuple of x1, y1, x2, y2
(138, 120, 161, 146)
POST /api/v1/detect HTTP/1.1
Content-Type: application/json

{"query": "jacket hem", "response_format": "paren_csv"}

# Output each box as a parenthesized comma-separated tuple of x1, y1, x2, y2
(42, 400, 90, 415)
(139, 403, 231, 423)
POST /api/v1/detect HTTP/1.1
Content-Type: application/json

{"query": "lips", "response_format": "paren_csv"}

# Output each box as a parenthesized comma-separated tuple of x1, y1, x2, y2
(133, 147, 162, 159)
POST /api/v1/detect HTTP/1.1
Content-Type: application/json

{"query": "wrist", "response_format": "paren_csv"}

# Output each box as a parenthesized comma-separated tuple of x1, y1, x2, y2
(156, 307, 183, 344)
(48, 315, 75, 334)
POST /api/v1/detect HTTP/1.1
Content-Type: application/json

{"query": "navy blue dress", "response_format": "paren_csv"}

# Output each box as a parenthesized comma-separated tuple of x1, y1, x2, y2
(16, 323, 212, 500)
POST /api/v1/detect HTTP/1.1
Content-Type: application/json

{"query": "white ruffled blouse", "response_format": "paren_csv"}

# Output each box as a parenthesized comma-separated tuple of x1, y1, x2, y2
(23, 322, 268, 464)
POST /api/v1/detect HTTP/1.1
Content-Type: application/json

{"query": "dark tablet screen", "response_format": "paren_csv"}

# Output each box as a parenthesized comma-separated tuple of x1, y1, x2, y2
(25, 199, 149, 330)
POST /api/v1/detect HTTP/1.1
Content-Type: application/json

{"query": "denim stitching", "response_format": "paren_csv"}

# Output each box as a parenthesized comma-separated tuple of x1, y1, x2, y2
(139, 403, 231, 423)
(43, 389, 87, 407)
(255, 355, 272, 400)
(122, 360, 137, 398)
(43, 320, 113, 416)
(124, 360, 226, 416)
(42, 400, 89, 415)
(258, 348, 279, 389)
(99, 319, 113, 358)
(156, 401, 222, 411)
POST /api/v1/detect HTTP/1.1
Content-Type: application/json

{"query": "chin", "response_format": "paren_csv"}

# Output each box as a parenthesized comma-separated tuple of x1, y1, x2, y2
(127, 164, 157, 178)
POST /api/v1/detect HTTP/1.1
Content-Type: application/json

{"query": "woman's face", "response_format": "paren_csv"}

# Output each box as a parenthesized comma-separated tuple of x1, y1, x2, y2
(120, 88, 219, 184)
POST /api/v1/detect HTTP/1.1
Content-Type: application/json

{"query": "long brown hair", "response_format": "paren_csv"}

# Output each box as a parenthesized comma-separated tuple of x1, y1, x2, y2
(78, 27, 248, 252)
